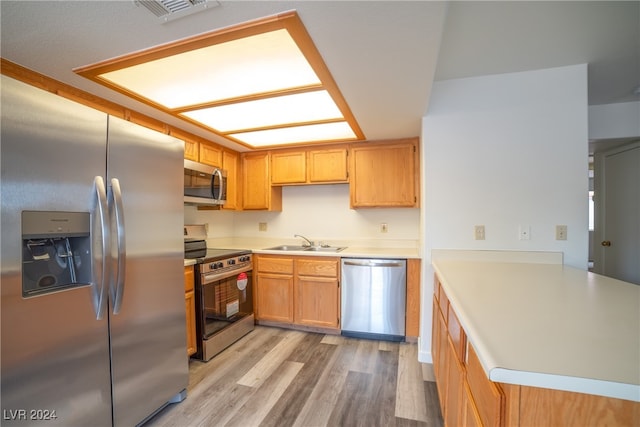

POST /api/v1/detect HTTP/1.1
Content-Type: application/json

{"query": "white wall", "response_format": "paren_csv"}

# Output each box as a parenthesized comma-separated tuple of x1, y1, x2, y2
(589, 101, 640, 140)
(185, 184, 421, 245)
(419, 64, 589, 362)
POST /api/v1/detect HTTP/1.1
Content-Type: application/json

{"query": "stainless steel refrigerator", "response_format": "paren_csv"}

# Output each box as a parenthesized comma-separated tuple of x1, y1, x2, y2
(1, 75, 188, 426)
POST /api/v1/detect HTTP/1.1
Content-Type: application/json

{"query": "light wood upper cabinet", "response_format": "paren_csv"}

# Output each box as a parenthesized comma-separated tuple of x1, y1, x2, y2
(199, 144, 222, 167)
(271, 150, 307, 184)
(222, 150, 238, 210)
(349, 138, 419, 208)
(183, 139, 198, 161)
(270, 146, 348, 185)
(308, 147, 348, 183)
(241, 152, 282, 211)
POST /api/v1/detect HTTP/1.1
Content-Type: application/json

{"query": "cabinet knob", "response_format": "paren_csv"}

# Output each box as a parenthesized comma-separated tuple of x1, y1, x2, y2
(601, 240, 612, 247)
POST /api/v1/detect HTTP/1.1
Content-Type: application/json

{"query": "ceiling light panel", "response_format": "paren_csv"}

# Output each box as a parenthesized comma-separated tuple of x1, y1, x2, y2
(181, 90, 343, 132)
(230, 122, 357, 147)
(99, 29, 320, 109)
(75, 11, 365, 148)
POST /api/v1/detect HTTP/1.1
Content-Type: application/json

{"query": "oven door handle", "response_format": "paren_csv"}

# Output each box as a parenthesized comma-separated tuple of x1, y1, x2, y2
(201, 268, 250, 284)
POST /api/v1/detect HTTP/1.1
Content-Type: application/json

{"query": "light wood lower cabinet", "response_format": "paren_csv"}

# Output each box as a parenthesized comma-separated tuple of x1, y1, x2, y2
(184, 266, 196, 357)
(433, 273, 640, 427)
(255, 255, 340, 331)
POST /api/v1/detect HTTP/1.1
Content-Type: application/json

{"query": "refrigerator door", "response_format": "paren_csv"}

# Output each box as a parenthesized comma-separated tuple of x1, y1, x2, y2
(105, 116, 188, 426)
(1, 76, 113, 425)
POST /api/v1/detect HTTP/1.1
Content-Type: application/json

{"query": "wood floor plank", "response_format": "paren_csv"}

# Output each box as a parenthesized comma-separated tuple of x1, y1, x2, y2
(146, 327, 443, 427)
(224, 361, 303, 427)
(291, 337, 360, 427)
(326, 370, 373, 426)
(260, 340, 337, 427)
(350, 338, 380, 373)
(237, 329, 307, 388)
(396, 343, 429, 422)
(421, 363, 436, 382)
(423, 381, 444, 427)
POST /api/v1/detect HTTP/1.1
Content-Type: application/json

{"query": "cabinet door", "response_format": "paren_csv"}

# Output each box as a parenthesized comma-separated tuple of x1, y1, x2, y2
(185, 290, 196, 356)
(242, 152, 282, 211)
(256, 273, 294, 323)
(295, 276, 339, 328)
(444, 335, 464, 427)
(350, 140, 417, 208)
(222, 150, 238, 210)
(271, 151, 306, 184)
(200, 144, 222, 167)
(184, 139, 199, 161)
(184, 267, 196, 356)
(308, 148, 348, 183)
(466, 343, 504, 427)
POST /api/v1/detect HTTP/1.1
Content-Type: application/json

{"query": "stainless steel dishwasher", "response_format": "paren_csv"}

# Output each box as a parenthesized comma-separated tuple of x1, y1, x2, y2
(341, 258, 406, 341)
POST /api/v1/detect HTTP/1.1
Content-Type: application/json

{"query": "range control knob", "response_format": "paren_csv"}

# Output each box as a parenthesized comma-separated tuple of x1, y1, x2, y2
(217, 262, 224, 269)
(228, 259, 236, 265)
(239, 256, 250, 262)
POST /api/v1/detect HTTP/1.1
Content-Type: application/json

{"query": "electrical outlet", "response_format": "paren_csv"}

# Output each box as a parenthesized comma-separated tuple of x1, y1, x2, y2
(519, 225, 531, 240)
(556, 225, 567, 240)
(381, 223, 388, 233)
(474, 225, 485, 240)
(258, 222, 267, 232)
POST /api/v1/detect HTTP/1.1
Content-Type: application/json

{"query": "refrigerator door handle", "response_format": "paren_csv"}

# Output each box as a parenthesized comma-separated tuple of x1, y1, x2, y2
(93, 176, 110, 320)
(109, 178, 127, 314)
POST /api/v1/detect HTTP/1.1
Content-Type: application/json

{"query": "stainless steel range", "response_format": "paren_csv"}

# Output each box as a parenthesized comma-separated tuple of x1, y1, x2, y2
(184, 231, 254, 361)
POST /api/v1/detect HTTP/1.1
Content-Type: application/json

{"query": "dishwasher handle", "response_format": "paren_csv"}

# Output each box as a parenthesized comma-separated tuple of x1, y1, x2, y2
(343, 259, 405, 268)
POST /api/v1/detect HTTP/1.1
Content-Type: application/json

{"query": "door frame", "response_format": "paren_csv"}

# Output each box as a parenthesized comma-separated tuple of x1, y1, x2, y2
(593, 140, 640, 282)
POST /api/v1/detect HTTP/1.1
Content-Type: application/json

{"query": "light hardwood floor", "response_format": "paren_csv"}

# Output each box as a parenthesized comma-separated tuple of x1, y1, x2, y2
(147, 326, 443, 427)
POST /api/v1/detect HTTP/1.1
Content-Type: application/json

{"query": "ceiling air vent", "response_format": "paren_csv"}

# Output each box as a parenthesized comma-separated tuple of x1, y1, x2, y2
(134, 0, 219, 23)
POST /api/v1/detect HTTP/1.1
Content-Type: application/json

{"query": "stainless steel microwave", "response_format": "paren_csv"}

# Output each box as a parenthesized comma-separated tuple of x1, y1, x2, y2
(184, 159, 227, 206)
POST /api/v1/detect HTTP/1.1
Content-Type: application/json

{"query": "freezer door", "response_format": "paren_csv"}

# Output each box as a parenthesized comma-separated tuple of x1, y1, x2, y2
(1, 76, 113, 426)
(106, 116, 188, 426)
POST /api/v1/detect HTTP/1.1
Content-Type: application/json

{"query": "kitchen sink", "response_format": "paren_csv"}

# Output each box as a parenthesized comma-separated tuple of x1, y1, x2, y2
(265, 245, 346, 252)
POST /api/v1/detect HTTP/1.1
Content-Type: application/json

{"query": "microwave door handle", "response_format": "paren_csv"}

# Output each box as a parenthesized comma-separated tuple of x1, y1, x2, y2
(93, 176, 111, 320)
(109, 178, 127, 314)
(211, 168, 223, 203)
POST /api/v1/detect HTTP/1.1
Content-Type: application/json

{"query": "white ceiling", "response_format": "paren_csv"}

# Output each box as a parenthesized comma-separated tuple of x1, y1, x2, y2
(1, 1, 638, 152)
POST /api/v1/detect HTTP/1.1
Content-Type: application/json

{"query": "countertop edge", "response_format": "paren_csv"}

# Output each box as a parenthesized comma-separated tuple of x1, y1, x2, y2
(490, 368, 640, 403)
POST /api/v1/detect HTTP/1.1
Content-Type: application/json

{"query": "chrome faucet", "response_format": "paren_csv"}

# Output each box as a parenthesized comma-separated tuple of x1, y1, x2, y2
(294, 234, 314, 247)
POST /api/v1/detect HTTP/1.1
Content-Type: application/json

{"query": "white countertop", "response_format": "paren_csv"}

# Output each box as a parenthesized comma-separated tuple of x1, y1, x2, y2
(199, 237, 420, 259)
(432, 258, 640, 402)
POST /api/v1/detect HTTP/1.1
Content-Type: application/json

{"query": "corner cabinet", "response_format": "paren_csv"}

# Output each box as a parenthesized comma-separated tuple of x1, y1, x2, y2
(349, 138, 419, 208)
(254, 254, 340, 332)
(184, 266, 196, 357)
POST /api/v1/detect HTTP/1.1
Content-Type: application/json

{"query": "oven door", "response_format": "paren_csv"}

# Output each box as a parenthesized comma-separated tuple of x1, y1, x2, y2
(199, 270, 253, 340)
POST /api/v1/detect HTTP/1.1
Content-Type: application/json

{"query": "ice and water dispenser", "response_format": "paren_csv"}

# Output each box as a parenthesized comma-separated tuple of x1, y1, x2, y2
(21, 211, 92, 297)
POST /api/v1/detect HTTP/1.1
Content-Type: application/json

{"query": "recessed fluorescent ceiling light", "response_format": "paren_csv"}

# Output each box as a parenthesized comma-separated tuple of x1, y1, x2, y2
(74, 11, 364, 149)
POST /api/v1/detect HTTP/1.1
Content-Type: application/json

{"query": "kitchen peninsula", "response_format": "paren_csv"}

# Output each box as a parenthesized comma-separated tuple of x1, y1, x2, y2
(431, 250, 639, 426)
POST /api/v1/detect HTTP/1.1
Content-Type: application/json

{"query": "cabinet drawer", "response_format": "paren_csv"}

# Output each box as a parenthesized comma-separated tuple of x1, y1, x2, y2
(447, 304, 466, 363)
(256, 256, 294, 274)
(296, 258, 339, 278)
(438, 286, 448, 322)
(466, 343, 504, 427)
